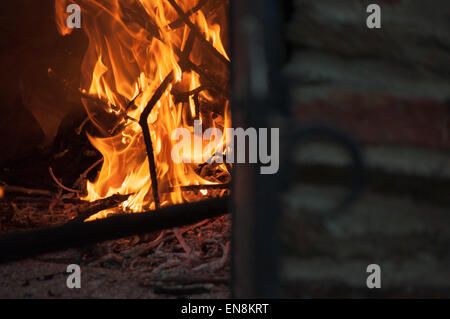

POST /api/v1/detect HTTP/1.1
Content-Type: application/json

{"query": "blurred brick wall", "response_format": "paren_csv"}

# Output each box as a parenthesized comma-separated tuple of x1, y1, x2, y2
(282, 0, 450, 298)
(286, 0, 450, 149)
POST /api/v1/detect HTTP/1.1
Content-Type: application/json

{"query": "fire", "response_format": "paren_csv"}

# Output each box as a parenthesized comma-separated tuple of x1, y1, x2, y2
(55, 0, 230, 219)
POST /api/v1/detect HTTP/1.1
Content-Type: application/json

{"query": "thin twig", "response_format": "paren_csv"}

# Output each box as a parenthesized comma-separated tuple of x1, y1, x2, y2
(75, 113, 96, 135)
(70, 193, 133, 223)
(193, 241, 230, 272)
(48, 167, 80, 194)
(81, 157, 103, 177)
(0, 185, 53, 198)
(122, 230, 168, 258)
(171, 86, 212, 103)
(173, 227, 192, 254)
(141, 13, 229, 97)
(73, 158, 104, 189)
(180, 219, 210, 233)
(125, 91, 142, 112)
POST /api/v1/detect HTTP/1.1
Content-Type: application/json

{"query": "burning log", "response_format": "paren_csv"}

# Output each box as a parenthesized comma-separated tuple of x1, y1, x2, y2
(170, 183, 231, 192)
(70, 193, 133, 223)
(0, 196, 230, 263)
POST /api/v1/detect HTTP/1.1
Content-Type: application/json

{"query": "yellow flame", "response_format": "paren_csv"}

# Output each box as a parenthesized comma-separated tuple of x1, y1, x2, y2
(55, 0, 230, 218)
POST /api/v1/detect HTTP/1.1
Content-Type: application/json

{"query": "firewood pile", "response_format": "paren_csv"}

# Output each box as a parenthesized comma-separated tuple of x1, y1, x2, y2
(0, 0, 232, 297)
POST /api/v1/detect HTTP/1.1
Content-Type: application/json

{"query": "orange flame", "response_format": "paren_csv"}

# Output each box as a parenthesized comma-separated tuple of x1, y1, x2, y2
(55, 0, 230, 219)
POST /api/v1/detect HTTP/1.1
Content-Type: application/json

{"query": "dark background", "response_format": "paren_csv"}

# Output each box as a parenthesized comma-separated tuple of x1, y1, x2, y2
(0, 1, 93, 188)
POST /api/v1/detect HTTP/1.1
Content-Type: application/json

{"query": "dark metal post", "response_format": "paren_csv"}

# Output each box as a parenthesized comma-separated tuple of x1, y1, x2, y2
(231, 0, 288, 298)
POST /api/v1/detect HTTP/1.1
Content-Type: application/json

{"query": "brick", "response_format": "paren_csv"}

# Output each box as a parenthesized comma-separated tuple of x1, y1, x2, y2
(293, 92, 450, 149)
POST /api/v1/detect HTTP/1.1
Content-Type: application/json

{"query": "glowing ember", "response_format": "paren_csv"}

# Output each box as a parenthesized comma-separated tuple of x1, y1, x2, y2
(55, 0, 230, 219)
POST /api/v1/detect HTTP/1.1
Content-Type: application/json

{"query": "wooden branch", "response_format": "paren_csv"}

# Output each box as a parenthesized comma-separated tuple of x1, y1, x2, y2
(70, 193, 133, 223)
(48, 167, 80, 194)
(75, 113, 95, 135)
(141, 11, 229, 97)
(182, 28, 196, 57)
(168, 0, 209, 29)
(0, 185, 53, 198)
(168, 0, 230, 66)
(172, 86, 212, 103)
(72, 158, 103, 189)
(193, 93, 201, 120)
(169, 183, 231, 192)
(139, 72, 174, 209)
(0, 196, 230, 263)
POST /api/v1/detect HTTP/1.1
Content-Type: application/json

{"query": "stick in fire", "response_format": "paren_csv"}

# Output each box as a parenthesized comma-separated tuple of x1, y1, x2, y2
(52, 0, 231, 216)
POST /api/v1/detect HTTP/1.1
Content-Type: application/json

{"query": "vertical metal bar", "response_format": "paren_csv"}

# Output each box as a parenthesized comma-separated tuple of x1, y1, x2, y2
(231, 0, 288, 298)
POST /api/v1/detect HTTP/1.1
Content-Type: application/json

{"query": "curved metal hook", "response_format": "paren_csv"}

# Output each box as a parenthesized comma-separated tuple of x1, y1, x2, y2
(289, 124, 365, 214)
